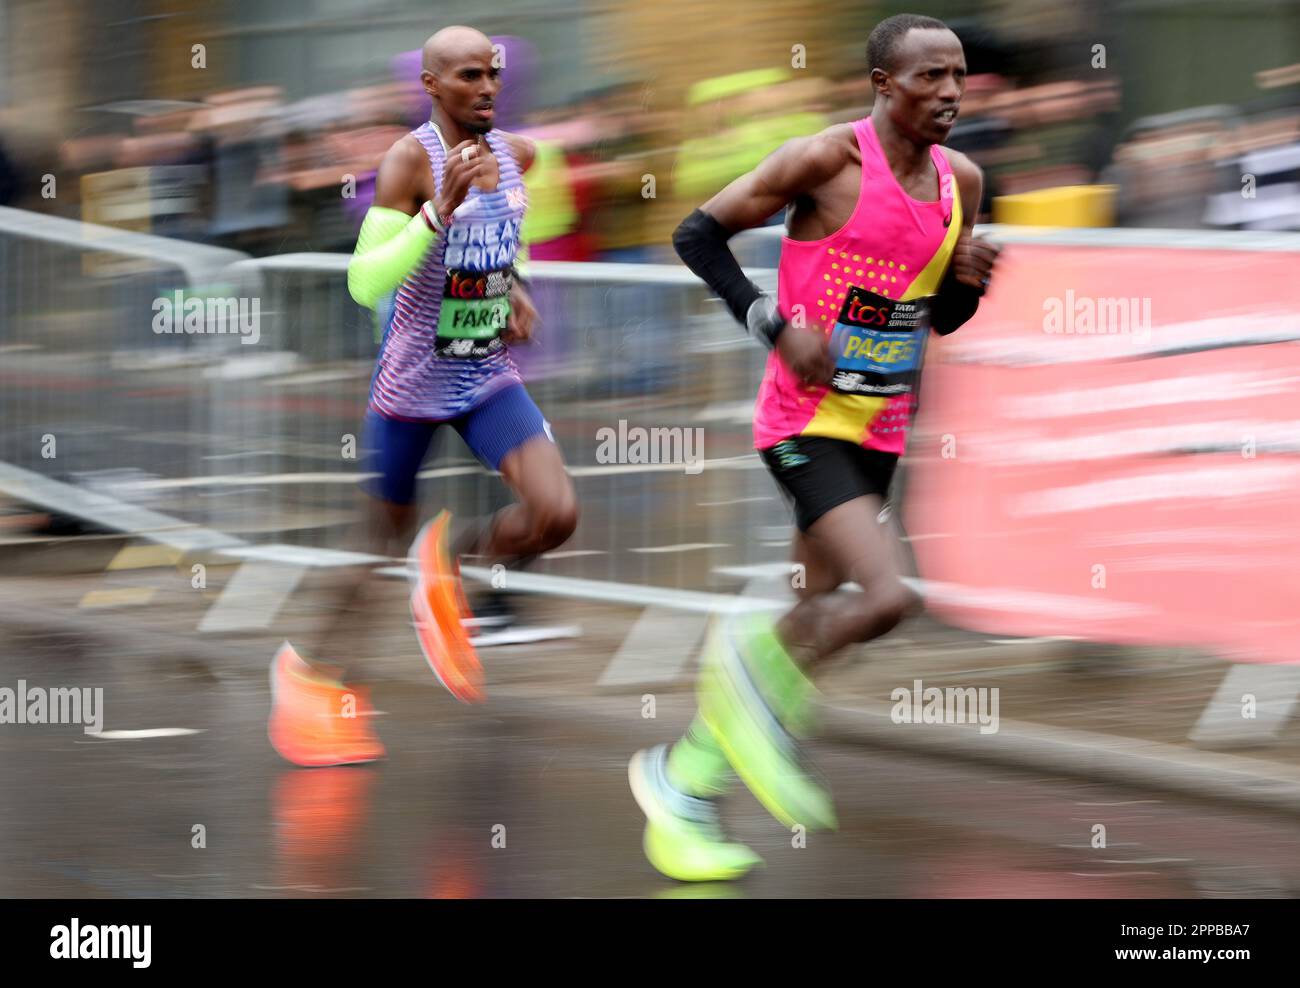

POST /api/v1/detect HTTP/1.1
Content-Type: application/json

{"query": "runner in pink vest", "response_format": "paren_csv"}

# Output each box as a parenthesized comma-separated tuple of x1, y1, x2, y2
(630, 13, 1001, 882)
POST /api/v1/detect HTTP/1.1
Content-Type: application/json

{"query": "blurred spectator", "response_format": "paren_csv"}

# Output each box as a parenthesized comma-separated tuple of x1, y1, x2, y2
(674, 68, 829, 217)
(20, 5, 1299, 249)
(193, 87, 291, 255)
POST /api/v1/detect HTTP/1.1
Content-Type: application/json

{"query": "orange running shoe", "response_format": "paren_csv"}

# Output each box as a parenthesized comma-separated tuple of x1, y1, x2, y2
(410, 510, 485, 703)
(268, 642, 386, 767)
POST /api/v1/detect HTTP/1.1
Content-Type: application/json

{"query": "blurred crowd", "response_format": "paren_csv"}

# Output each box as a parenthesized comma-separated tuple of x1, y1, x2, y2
(2, 30, 1298, 255)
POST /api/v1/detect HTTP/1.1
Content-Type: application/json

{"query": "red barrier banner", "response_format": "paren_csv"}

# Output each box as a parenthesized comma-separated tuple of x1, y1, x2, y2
(906, 243, 1300, 663)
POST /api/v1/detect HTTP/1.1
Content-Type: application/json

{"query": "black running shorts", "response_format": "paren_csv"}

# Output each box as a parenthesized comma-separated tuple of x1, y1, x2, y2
(759, 436, 899, 533)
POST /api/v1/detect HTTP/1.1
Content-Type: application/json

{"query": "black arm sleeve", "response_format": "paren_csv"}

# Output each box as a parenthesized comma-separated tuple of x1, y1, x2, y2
(672, 208, 765, 327)
(930, 266, 984, 336)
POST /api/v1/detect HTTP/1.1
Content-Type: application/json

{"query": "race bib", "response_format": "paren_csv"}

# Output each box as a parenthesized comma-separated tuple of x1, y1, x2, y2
(828, 287, 930, 397)
(433, 210, 522, 357)
(436, 267, 512, 348)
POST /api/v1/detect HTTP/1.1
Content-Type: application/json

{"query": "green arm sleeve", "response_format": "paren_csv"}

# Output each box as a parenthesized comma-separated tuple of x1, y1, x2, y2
(347, 205, 439, 310)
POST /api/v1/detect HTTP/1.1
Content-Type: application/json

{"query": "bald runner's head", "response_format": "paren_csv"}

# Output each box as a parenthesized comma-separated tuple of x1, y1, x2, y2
(420, 26, 500, 136)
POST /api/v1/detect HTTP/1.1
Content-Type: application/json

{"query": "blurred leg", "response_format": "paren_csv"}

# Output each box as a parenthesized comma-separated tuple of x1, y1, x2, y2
(665, 527, 843, 799)
(655, 453, 918, 833)
(790, 527, 847, 600)
(456, 384, 577, 564)
(304, 413, 436, 678)
(777, 494, 923, 674)
(482, 435, 578, 560)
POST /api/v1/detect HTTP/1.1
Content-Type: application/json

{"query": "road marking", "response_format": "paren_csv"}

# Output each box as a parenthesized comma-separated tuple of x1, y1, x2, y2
(79, 588, 158, 609)
(460, 565, 784, 614)
(629, 543, 730, 554)
(596, 606, 709, 689)
(1189, 663, 1300, 747)
(107, 544, 183, 570)
(88, 728, 204, 739)
(198, 562, 308, 633)
(597, 567, 797, 689)
(472, 624, 583, 648)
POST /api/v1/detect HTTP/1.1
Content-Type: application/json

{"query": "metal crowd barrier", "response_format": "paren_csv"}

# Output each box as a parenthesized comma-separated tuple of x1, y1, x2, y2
(0, 206, 258, 529)
(212, 253, 786, 590)
(0, 206, 789, 592)
(11, 208, 1294, 603)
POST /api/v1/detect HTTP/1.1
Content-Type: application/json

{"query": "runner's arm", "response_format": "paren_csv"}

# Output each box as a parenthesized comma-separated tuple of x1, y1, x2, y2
(501, 132, 537, 175)
(496, 132, 535, 284)
(931, 151, 996, 336)
(347, 138, 442, 310)
(673, 135, 843, 346)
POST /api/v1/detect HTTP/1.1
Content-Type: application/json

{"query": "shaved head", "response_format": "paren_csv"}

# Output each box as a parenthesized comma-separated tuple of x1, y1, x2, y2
(422, 26, 493, 75)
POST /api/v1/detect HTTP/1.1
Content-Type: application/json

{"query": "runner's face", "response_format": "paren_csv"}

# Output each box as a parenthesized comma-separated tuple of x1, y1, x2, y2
(434, 49, 501, 134)
(880, 29, 966, 145)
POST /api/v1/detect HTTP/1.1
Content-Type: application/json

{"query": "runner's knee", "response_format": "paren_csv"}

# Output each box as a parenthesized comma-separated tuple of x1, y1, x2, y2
(851, 579, 921, 641)
(875, 581, 922, 632)
(529, 495, 578, 552)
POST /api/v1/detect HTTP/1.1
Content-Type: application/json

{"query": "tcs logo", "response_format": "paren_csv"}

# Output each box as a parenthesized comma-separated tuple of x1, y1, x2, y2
(845, 297, 891, 327)
(448, 272, 488, 299)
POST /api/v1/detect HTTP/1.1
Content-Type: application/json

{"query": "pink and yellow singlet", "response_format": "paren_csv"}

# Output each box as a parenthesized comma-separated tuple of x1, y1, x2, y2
(753, 116, 963, 455)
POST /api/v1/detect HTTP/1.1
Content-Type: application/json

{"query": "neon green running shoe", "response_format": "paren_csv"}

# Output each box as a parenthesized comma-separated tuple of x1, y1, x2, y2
(628, 745, 763, 882)
(698, 614, 837, 832)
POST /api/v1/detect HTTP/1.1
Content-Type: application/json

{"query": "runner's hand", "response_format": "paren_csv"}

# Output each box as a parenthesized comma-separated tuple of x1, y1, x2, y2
(503, 282, 537, 345)
(777, 325, 835, 387)
(437, 140, 486, 220)
(949, 233, 1000, 292)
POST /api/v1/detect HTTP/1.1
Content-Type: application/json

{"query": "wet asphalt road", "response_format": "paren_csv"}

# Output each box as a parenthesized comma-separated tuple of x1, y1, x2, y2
(1, 624, 1297, 899)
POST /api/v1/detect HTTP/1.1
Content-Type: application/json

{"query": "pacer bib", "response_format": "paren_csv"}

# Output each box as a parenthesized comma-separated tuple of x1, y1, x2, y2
(828, 288, 930, 398)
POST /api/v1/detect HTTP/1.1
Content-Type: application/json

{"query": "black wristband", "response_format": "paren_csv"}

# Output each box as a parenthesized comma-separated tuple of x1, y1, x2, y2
(931, 267, 983, 336)
(672, 208, 765, 327)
